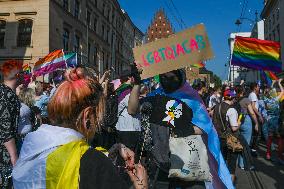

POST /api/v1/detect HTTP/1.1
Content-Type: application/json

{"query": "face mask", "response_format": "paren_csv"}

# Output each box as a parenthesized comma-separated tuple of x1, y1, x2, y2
(160, 74, 182, 94)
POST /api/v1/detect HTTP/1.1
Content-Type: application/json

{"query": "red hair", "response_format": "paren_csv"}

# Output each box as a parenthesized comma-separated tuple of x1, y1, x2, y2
(0, 60, 23, 77)
(48, 68, 104, 133)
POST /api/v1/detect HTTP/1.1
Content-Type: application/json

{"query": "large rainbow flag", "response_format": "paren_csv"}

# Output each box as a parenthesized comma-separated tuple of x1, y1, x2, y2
(33, 50, 65, 77)
(231, 36, 282, 73)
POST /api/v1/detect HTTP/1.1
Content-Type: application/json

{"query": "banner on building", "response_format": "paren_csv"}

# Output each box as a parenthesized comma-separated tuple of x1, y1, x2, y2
(133, 24, 214, 79)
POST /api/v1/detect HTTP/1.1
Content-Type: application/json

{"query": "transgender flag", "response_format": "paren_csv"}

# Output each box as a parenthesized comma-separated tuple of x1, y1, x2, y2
(33, 50, 65, 77)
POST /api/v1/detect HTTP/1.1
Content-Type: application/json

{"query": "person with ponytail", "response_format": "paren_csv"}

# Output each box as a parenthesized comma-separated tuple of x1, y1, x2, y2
(12, 68, 148, 189)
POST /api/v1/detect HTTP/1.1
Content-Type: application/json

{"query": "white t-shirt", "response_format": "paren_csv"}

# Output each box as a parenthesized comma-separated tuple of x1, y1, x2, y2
(226, 108, 238, 127)
(248, 92, 259, 110)
(208, 94, 220, 109)
(115, 94, 141, 131)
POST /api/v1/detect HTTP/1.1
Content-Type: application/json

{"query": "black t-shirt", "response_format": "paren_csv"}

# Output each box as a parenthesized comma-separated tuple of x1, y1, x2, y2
(79, 148, 128, 189)
(141, 95, 195, 137)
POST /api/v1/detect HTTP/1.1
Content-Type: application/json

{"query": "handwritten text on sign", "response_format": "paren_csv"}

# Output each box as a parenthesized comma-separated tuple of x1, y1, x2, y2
(133, 24, 214, 79)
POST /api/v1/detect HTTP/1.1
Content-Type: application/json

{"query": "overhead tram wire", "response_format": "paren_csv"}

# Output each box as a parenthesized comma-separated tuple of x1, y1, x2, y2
(168, 0, 187, 29)
(238, 0, 248, 32)
(161, 0, 184, 30)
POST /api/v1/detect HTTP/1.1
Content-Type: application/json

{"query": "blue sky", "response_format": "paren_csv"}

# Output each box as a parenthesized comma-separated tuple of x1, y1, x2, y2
(118, 0, 264, 80)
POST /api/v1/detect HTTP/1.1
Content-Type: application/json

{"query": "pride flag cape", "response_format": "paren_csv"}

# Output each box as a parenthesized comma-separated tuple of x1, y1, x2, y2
(12, 124, 88, 189)
(115, 83, 132, 103)
(33, 50, 65, 77)
(231, 36, 282, 73)
(147, 83, 234, 189)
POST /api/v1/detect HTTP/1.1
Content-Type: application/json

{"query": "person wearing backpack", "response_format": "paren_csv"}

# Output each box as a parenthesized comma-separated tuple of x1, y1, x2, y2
(212, 89, 241, 184)
(128, 69, 234, 189)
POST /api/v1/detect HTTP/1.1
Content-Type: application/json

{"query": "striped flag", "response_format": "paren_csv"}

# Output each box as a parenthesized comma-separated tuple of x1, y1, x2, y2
(33, 50, 65, 77)
(261, 70, 279, 86)
(191, 62, 205, 68)
(64, 53, 77, 68)
(22, 64, 32, 86)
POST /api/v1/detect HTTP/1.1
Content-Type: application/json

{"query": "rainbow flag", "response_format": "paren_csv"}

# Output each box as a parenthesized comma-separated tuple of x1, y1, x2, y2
(33, 50, 65, 77)
(22, 64, 31, 74)
(191, 62, 205, 68)
(261, 71, 279, 86)
(231, 36, 282, 73)
(22, 64, 32, 86)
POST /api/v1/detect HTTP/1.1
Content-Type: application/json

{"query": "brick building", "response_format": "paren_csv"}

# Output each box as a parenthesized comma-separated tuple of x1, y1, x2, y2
(146, 9, 174, 43)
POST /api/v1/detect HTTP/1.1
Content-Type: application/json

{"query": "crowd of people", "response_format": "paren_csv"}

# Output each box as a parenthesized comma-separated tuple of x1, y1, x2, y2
(0, 59, 284, 189)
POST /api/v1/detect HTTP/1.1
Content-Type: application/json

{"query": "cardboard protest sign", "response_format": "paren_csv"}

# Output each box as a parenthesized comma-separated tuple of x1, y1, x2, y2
(133, 24, 214, 79)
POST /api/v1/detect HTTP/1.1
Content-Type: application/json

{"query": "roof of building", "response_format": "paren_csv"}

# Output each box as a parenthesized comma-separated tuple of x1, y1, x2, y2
(146, 8, 174, 42)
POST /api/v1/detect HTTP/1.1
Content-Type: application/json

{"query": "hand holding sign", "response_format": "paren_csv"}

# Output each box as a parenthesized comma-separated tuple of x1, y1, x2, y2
(133, 24, 214, 79)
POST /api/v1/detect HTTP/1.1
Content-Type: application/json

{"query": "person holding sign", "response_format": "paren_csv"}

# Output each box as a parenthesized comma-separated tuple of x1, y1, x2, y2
(128, 69, 234, 189)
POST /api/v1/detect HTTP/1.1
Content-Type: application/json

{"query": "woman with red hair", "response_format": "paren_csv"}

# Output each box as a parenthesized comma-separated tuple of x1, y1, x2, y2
(12, 68, 148, 189)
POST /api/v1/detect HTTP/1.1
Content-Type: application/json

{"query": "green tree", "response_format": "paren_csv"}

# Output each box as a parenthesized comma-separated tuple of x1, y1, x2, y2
(212, 74, 222, 88)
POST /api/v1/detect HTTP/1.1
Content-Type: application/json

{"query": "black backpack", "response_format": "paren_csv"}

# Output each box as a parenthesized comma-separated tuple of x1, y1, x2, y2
(103, 94, 119, 128)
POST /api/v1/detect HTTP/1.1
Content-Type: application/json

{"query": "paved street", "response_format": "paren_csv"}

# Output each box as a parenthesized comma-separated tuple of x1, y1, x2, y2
(236, 142, 284, 189)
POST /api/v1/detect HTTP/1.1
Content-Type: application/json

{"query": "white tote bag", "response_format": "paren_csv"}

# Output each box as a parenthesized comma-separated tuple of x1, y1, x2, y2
(169, 135, 212, 182)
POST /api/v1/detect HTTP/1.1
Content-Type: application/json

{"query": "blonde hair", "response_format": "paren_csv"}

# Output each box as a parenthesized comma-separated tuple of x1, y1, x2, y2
(18, 88, 36, 107)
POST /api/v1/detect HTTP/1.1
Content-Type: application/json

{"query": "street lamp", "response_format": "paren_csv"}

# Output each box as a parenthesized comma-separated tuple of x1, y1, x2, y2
(235, 11, 259, 26)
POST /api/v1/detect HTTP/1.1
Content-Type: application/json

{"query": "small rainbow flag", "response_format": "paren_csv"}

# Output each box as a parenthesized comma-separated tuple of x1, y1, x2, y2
(231, 36, 282, 73)
(22, 64, 32, 86)
(22, 64, 31, 74)
(33, 50, 65, 77)
(191, 62, 205, 68)
(261, 71, 279, 86)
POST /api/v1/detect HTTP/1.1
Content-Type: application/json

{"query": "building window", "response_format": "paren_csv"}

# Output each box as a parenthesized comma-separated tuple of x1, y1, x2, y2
(102, 24, 105, 39)
(63, 0, 69, 10)
(94, 17, 97, 32)
(272, 30, 276, 41)
(88, 42, 91, 61)
(102, 3, 105, 15)
(102, 51, 105, 70)
(87, 10, 91, 27)
(17, 19, 33, 47)
(63, 28, 70, 51)
(277, 24, 280, 42)
(112, 11, 115, 23)
(93, 46, 97, 65)
(74, 0, 80, 19)
(106, 27, 110, 43)
(0, 20, 6, 48)
(74, 34, 80, 52)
